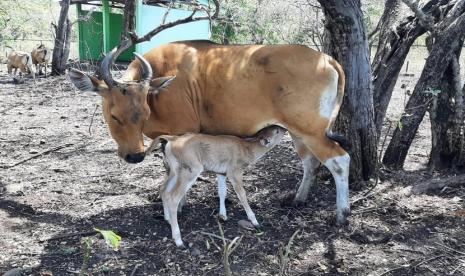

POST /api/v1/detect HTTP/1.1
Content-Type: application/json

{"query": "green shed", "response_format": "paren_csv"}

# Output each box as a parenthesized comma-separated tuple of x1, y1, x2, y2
(74, 0, 211, 61)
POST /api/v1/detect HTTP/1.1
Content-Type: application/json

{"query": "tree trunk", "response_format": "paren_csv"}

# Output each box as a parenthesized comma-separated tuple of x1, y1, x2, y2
(383, 12, 465, 168)
(429, 45, 465, 170)
(51, 0, 71, 76)
(317, 0, 377, 186)
(372, 0, 451, 135)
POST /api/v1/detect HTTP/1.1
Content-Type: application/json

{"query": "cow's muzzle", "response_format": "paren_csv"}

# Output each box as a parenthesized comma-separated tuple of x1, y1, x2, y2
(125, 152, 145, 163)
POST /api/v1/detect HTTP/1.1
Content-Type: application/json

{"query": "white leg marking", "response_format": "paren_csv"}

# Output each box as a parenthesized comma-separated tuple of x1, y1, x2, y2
(167, 196, 184, 247)
(217, 174, 228, 220)
(324, 154, 350, 224)
(319, 73, 338, 118)
(294, 154, 320, 203)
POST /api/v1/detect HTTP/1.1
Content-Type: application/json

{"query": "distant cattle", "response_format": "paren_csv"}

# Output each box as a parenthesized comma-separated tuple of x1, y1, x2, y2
(7, 50, 35, 81)
(31, 44, 51, 77)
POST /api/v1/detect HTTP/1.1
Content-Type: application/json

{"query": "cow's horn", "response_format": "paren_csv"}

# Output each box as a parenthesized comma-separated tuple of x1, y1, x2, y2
(134, 53, 153, 83)
(100, 47, 118, 88)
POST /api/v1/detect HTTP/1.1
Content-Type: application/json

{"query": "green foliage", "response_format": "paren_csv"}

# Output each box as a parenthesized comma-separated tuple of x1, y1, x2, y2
(0, 0, 56, 44)
(94, 228, 122, 251)
(211, 0, 320, 45)
(363, 2, 383, 37)
(423, 87, 442, 96)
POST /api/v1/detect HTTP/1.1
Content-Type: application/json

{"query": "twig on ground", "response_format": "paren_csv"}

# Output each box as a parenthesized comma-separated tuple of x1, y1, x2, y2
(88, 104, 99, 135)
(378, 255, 445, 276)
(410, 175, 465, 194)
(200, 231, 231, 242)
(2, 143, 74, 169)
(434, 242, 465, 256)
(39, 230, 97, 243)
(130, 264, 141, 276)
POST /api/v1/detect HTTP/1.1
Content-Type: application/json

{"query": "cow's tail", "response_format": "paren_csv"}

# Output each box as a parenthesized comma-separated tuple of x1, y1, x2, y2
(325, 58, 351, 153)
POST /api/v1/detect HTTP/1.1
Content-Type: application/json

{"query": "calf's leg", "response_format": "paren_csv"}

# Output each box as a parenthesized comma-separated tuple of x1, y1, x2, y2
(217, 174, 227, 220)
(227, 171, 259, 227)
(163, 168, 200, 247)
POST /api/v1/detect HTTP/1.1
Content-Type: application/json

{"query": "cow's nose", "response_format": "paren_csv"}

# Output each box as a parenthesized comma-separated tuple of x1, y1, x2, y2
(125, 153, 145, 163)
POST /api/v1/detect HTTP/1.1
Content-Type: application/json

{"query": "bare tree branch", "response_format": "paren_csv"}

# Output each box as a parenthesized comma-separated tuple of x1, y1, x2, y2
(402, 0, 436, 31)
(111, 0, 220, 59)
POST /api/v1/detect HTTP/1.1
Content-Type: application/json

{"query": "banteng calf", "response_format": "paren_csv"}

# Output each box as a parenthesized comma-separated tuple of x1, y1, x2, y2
(147, 126, 286, 247)
(7, 50, 36, 81)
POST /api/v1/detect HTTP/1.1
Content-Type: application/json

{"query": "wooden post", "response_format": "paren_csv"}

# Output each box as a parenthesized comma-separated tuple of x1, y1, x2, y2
(76, 4, 84, 59)
(102, 0, 111, 53)
(135, 0, 142, 54)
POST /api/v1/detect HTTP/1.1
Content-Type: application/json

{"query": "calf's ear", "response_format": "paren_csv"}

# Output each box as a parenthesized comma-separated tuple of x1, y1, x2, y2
(68, 68, 108, 94)
(149, 76, 176, 95)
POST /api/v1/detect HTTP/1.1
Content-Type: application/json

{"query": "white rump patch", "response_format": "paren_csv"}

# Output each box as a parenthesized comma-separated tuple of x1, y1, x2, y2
(319, 71, 339, 118)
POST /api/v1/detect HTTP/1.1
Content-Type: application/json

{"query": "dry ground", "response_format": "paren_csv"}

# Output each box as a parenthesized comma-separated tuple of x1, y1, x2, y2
(1, 65, 465, 276)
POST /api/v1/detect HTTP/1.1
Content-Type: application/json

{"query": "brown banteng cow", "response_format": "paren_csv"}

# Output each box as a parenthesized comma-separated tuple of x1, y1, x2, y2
(7, 50, 36, 81)
(31, 44, 51, 77)
(68, 41, 351, 225)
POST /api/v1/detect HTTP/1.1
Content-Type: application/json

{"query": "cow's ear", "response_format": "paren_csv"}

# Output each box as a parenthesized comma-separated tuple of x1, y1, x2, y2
(68, 68, 108, 94)
(149, 76, 176, 95)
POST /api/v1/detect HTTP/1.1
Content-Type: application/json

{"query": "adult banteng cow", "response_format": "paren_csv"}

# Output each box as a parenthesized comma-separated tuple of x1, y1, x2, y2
(68, 40, 351, 225)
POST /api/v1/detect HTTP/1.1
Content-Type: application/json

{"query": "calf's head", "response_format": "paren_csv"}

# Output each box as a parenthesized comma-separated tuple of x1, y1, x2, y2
(256, 126, 286, 148)
(68, 49, 174, 163)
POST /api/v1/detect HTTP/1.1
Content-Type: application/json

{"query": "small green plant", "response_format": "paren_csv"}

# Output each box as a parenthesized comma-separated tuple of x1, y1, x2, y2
(423, 87, 442, 96)
(218, 222, 242, 276)
(78, 229, 122, 276)
(79, 237, 93, 276)
(94, 228, 122, 251)
(278, 229, 300, 276)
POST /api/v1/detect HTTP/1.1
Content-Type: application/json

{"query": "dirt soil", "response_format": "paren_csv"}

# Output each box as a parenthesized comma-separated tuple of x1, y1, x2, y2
(1, 65, 465, 276)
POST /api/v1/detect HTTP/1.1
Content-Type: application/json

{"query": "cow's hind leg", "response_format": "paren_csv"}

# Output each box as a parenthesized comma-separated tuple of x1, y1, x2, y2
(289, 134, 320, 205)
(298, 133, 350, 225)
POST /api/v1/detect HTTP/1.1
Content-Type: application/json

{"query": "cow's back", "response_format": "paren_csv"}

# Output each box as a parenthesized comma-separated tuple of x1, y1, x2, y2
(131, 41, 340, 137)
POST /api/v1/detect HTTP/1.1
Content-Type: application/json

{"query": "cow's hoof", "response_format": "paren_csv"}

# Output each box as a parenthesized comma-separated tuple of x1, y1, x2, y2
(218, 214, 228, 222)
(175, 241, 186, 248)
(280, 192, 307, 207)
(335, 208, 351, 226)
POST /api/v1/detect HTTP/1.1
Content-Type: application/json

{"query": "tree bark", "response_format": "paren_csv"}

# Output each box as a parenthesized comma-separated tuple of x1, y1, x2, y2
(429, 45, 465, 170)
(383, 11, 465, 168)
(317, 0, 377, 185)
(372, 0, 452, 135)
(122, 0, 136, 39)
(51, 0, 71, 76)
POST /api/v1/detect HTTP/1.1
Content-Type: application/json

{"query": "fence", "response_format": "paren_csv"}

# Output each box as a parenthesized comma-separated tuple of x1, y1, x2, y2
(1, 40, 464, 77)
(0, 39, 79, 63)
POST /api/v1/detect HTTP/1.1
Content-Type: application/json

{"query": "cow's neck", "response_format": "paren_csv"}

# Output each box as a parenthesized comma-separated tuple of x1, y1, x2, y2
(143, 80, 202, 139)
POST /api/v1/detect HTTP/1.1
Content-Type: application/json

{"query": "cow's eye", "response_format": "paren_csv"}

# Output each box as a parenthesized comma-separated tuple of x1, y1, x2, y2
(111, 115, 123, 125)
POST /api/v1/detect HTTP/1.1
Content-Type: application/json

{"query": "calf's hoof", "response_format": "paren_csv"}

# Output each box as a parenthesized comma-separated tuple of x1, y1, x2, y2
(175, 241, 186, 248)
